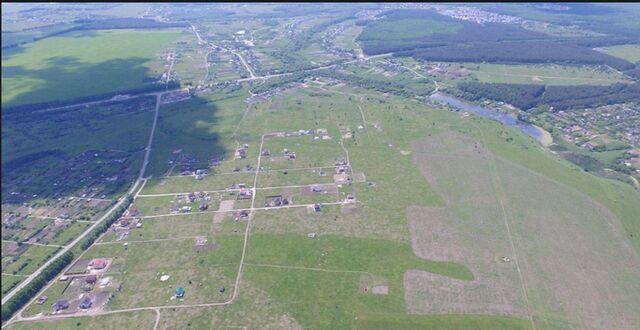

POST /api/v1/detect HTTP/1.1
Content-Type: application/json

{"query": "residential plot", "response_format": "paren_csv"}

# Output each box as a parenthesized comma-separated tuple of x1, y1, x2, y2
(260, 134, 347, 171)
(141, 172, 256, 195)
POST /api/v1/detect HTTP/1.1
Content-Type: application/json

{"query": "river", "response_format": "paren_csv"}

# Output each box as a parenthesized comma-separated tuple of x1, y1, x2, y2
(429, 93, 546, 143)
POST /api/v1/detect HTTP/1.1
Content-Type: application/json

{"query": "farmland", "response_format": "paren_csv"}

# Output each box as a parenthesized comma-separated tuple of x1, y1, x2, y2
(3, 3, 640, 330)
(600, 44, 640, 64)
(2, 28, 182, 107)
(435, 63, 632, 85)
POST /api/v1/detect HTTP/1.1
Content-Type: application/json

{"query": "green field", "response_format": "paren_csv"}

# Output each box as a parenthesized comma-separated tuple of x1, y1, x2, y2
(5, 6, 640, 329)
(6, 310, 157, 330)
(358, 18, 462, 43)
(440, 63, 631, 85)
(600, 44, 640, 64)
(2, 28, 182, 107)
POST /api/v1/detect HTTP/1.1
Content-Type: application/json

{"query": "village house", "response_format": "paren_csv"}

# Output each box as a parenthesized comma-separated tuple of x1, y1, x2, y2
(53, 299, 69, 311)
(90, 259, 107, 270)
(79, 297, 92, 309)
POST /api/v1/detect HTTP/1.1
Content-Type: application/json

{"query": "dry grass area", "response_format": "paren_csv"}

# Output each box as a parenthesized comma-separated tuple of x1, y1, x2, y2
(406, 131, 640, 329)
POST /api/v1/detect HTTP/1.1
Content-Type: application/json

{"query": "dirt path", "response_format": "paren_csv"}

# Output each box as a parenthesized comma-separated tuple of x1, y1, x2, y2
(470, 122, 536, 330)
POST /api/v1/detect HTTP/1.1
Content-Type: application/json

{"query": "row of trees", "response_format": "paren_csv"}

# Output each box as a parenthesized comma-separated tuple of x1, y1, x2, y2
(0, 194, 133, 322)
(2, 81, 179, 115)
(81, 195, 133, 250)
(398, 41, 635, 72)
(456, 82, 640, 111)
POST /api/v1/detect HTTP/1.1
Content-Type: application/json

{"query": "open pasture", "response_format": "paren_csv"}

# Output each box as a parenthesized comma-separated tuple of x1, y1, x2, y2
(599, 44, 640, 63)
(463, 63, 631, 85)
(407, 131, 640, 329)
(2, 28, 183, 107)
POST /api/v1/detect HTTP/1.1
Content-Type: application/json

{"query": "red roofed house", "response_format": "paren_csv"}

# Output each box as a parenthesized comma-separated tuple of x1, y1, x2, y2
(90, 259, 107, 270)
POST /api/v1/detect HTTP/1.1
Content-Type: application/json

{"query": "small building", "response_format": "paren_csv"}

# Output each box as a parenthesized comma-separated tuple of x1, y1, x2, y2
(53, 299, 69, 311)
(36, 296, 48, 305)
(219, 286, 225, 293)
(308, 233, 317, 238)
(86, 275, 97, 284)
(90, 259, 107, 270)
(199, 203, 209, 211)
(176, 287, 185, 298)
(136, 222, 142, 228)
(59, 276, 69, 282)
(79, 297, 92, 309)
(312, 185, 322, 193)
(314, 204, 322, 213)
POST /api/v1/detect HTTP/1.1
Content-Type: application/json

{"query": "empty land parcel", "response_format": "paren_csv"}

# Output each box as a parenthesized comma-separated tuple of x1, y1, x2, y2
(1, 28, 182, 107)
(408, 131, 640, 329)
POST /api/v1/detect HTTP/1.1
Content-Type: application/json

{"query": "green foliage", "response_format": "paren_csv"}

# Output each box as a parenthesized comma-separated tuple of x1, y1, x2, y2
(456, 82, 640, 110)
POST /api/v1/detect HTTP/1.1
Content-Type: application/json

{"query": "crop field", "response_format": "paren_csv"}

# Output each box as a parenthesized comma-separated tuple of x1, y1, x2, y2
(600, 44, 640, 64)
(1, 28, 182, 107)
(407, 130, 640, 329)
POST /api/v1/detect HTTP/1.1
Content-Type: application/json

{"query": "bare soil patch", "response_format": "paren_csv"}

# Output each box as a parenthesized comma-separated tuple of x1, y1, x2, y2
(214, 200, 235, 223)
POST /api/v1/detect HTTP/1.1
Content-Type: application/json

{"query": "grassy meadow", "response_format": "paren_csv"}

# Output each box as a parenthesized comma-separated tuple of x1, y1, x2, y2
(2, 28, 183, 107)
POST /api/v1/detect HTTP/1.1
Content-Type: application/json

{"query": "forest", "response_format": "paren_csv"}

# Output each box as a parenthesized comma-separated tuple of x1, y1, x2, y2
(456, 82, 640, 111)
(358, 9, 637, 72)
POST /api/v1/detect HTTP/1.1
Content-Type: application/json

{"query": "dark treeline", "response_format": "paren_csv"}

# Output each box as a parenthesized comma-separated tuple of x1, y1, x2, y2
(456, 82, 640, 111)
(1, 150, 65, 173)
(396, 41, 635, 71)
(74, 18, 188, 30)
(456, 83, 544, 109)
(80, 195, 133, 250)
(2, 81, 179, 115)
